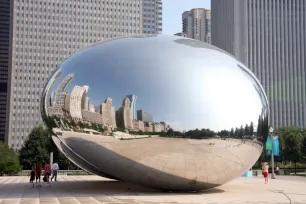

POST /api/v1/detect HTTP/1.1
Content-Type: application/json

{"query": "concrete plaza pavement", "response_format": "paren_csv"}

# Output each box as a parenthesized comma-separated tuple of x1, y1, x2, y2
(0, 175, 305, 204)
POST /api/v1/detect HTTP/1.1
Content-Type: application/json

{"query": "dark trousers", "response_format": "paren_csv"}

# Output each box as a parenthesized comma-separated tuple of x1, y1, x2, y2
(51, 170, 58, 181)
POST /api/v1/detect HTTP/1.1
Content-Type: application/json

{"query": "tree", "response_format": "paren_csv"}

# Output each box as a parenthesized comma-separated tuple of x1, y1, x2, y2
(238, 125, 244, 138)
(230, 128, 234, 137)
(274, 126, 302, 162)
(282, 133, 301, 174)
(167, 128, 174, 137)
(77, 121, 84, 129)
(19, 125, 50, 169)
(249, 122, 254, 136)
(244, 124, 250, 136)
(300, 135, 306, 162)
(234, 128, 239, 137)
(0, 142, 22, 175)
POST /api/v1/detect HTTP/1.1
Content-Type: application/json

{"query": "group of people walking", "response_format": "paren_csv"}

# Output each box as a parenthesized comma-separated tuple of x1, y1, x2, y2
(30, 161, 59, 186)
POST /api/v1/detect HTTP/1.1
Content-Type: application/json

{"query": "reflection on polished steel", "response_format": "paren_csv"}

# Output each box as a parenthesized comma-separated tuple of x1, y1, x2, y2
(41, 35, 268, 191)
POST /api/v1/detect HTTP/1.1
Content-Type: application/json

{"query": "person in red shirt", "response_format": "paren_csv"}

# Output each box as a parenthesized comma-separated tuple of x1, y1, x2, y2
(35, 163, 42, 186)
(44, 162, 51, 184)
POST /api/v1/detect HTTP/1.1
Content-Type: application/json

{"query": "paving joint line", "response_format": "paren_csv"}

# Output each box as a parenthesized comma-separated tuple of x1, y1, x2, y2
(269, 190, 292, 204)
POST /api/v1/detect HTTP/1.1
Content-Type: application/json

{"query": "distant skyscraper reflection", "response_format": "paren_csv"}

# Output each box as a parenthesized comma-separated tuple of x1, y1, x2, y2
(137, 110, 153, 123)
(127, 95, 137, 120)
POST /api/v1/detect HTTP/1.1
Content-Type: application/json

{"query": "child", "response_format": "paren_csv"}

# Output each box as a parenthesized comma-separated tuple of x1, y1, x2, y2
(30, 166, 36, 187)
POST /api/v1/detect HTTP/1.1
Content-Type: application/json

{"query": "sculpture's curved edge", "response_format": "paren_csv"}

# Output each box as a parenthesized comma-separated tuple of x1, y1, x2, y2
(52, 135, 118, 180)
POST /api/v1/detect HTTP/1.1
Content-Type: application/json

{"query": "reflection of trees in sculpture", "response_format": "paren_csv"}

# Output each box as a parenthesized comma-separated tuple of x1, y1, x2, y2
(218, 121, 255, 138)
(257, 115, 269, 143)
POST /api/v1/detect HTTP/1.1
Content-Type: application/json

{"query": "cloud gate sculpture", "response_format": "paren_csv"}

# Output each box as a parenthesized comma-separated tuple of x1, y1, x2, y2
(41, 35, 268, 191)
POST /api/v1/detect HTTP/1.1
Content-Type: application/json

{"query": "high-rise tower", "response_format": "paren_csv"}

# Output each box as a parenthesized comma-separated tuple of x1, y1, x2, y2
(211, 0, 306, 128)
(0, 0, 11, 143)
(127, 95, 137, 120)
(182, 8, 211, 43)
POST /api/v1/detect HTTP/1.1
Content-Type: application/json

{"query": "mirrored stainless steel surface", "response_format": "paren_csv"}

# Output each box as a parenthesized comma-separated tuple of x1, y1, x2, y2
(41, 35, 268, 191)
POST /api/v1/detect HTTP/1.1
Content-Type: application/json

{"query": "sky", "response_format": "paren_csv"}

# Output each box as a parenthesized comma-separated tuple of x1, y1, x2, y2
(162, 0, 211, 35)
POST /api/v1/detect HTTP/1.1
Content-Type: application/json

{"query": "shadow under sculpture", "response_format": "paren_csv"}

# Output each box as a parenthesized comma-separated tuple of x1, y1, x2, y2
(41, 35, 268, 191)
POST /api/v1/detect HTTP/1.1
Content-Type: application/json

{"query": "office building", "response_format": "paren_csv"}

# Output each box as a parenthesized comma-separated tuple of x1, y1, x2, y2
(82, 110, 103, 126)
(0, 0, 10, 142)
(54, 73, 75, 107)
(69, 85, 88, 120)
(133, 120, 145, 132)
(126, 95, 137, 120)
(100, 97, 116, 128)
(143, 0, 163, 34)
(211, 0, 306, 128)
(144, 122, 153, 132)
(137, 110, 153, 122)
(84, 97, 89, 111)
(116, 97, 133, 130)
(63, 94, 70, 111)
(89, 104, 95, 113)
(182, 8, 211, 43)
(153, 123, 162, 132)
(4, 0, 163, 149)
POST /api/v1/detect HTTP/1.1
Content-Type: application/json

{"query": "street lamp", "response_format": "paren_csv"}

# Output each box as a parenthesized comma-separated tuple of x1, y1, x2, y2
(269, 127, 276, 179)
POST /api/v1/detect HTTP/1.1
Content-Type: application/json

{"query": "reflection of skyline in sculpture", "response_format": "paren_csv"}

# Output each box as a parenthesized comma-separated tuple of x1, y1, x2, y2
(100, 97, 117, 128)
(137, 110, 153, 123)
(43, 35, 268, 132)
(70, 85, 89, 120)
(47, 79, 165, 133)
(116, 97, 134, 130)
(44, 70, 62, 116)
(54, 73, 75, 107)
(127, 94, 137, 120)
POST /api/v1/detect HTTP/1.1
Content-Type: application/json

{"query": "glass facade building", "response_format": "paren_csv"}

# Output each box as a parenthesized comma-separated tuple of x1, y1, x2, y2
(212, 0, 306, 128)
(0, 0, 11, 142)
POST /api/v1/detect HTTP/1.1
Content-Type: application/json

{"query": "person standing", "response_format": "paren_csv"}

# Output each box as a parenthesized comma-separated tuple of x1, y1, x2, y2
(44, 162, 51, 185)
(262, 162, 269, 184)
(29, 166, 36, 187)
(35, 163, 42, 186)
(51, 161, 59, 182)
(275, 166, 280, 175)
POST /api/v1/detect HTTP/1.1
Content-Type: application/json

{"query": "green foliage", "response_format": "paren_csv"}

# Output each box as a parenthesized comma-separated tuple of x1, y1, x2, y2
(267, 126, 305, 174)
(19, 125, 50, 169)
(0, 142, 22, 175)
(301, 136, 306, 162)
(283, 133, 301, 162)
(274, 126, 302, 161)
(249, 122, 254, 136)
(19, 125, 78, 170)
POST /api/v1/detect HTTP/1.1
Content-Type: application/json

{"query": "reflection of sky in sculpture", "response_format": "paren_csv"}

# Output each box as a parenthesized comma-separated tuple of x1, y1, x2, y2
(48, 35, 267, 132)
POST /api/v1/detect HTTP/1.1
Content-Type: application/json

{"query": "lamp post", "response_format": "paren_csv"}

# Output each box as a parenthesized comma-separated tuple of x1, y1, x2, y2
(269, 127, 276, 179)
